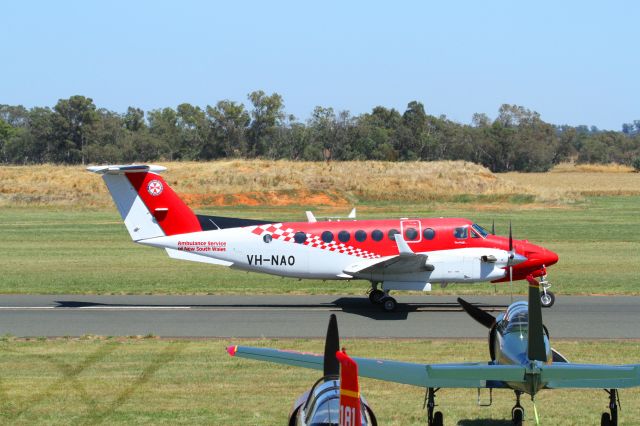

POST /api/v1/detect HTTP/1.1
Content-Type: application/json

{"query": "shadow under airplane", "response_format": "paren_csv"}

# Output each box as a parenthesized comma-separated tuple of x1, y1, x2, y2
(54, 297, 507, 321)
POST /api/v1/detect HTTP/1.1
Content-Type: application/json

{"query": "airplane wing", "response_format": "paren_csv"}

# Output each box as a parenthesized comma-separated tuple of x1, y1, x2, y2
(228, 345, 525, 388)
(542, 363, 640, 389)
(343, 235, 434, 276)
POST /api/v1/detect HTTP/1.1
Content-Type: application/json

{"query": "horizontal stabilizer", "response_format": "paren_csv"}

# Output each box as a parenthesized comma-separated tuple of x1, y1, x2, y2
(228, 346, 324, 371)
(305, 211, 317, 223)
(543, 363, 640, 389)
(87, 164, 167, 174)
(354, 359, 526, 388)
(228, 344, 526, 389)
(165, 249, 233, 267)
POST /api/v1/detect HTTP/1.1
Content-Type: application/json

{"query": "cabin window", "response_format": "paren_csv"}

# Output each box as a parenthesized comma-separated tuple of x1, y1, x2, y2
(472, 223, 489, 238)
(471, 230, 481, 239)
(321, 231, 334, 243)
(405, 227, 418, 241)
(263, 234, 272, 243)
(294, 231, 307, 243)
(423, 228, 435, 240)
(453, 227, 468, 239)
(388, 229, 400, 240)
(355, 230, 367, 242)
(338, 230, 350, 243)
(371, 229, 383, 241)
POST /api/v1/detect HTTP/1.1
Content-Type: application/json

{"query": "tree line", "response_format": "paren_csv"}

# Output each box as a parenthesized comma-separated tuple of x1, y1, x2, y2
(1, 92, 639, 172)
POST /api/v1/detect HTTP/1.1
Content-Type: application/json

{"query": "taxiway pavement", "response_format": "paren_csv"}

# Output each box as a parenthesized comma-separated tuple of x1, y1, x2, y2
(1, 295, 638, 338)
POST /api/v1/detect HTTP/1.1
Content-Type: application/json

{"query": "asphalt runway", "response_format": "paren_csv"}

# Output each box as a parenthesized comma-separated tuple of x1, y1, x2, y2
(1, 294, 639, 339)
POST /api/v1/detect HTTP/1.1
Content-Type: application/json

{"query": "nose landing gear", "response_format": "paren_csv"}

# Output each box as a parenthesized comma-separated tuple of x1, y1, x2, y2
(539, 273, 555, 308)
(511, 391, 524, 425)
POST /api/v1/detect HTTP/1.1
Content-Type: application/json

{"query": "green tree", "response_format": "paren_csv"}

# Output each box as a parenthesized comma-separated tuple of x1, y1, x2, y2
(246, 91, 285, 157)
(51, 96, 99, 164)
(148, 107, 180, 160)
(206, 100, 250, 158)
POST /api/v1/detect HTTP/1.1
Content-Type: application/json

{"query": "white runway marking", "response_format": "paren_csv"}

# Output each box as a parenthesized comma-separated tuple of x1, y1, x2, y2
(0, 306, 191, 310)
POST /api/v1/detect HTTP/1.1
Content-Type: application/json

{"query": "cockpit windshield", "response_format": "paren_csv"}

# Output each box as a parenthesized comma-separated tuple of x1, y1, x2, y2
(309, 398, 340, 426)
(502, 301, 529, 334)
(472, 223, 489, 238)
(305, 380, 370, 426)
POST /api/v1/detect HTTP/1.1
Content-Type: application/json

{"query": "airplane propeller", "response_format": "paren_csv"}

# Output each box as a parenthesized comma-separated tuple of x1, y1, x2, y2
(457, 298, 496, 329)
(323, 314, 340, 378)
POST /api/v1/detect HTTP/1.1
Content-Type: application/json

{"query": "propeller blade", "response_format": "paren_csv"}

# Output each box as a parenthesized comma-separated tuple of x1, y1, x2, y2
(457, 298, 496, 329)
(323, 314, 340, 378)
(509, 265, 514, 304)
(508, 221, 513, 253)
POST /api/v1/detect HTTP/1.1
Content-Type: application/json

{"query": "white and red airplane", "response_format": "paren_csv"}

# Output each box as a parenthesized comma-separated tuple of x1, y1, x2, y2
(88, 164, 559, 311)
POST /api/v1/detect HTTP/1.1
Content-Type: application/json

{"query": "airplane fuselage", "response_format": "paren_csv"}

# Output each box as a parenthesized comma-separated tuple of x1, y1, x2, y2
(141, 217, 558, 292)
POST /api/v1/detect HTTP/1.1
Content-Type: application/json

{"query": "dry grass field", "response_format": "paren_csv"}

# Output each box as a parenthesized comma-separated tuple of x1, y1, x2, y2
(2, 161, 639, 211)
(505, 162, 640, 199)
(0, 161, 535, 208)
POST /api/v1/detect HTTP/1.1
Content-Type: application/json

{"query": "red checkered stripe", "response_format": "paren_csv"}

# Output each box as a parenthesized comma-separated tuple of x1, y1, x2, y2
(250, 224, 381, 259)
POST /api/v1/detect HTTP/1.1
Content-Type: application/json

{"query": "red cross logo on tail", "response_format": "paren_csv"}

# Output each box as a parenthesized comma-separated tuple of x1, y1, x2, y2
(147, 180, 163, 196)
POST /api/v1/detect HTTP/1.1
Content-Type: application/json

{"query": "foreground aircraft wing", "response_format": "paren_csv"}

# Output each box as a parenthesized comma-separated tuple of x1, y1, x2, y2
(228, 345, 525, 388)
(542, 363, 640, 389)
(344, 235, 434, 276)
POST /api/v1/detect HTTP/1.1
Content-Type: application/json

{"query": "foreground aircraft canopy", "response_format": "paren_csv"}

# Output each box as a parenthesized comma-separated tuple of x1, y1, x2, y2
(89, 164, 559, 311)
(229, 277, 640, 426)
(228, 314, 376, 426)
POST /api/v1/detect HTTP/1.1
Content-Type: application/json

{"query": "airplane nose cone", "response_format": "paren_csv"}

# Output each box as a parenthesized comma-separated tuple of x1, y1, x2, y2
(543, 249, 559, 266)
(510, 253, 528, 266)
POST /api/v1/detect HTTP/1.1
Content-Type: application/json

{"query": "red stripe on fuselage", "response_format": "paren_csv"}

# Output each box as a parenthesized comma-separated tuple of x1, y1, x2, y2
(126, 172, 202, 236)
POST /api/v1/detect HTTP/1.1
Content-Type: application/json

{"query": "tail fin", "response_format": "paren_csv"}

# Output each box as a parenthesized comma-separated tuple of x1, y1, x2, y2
(87, 165, 201, 241)
(527, 275, 547, 362)
(336, 349, 362, 426)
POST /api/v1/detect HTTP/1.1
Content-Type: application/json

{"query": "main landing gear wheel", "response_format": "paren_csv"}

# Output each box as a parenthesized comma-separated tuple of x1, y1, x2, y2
(601, 389, 619, 426)
(368, 289, 384, 304)
(381, 297, 397, 312)
(540, 290, 555, 308)
(512, 407, 523, 426)
(511, 391, 524, 426)
(426, 388, 442, 426)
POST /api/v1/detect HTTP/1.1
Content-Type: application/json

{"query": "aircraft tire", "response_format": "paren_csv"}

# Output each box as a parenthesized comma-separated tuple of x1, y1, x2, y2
(540, 291, 555, 308)
(369, 289, 384, 304)
(432, 411, 443, 426)
(381, 297, 397, 312)
(601, 412, 611, 426)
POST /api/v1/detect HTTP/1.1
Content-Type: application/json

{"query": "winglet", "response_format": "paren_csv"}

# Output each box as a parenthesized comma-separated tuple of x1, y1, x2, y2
(306, 211, 317, 223)
(394, 234, 414, 256)
(527, 275, 547, 362)
(348, 208, 356, 219)
(227, 345, 238, 357)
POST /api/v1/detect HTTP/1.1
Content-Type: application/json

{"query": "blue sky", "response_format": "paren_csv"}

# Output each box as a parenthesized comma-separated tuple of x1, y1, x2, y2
(2, 1, 638, 130)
